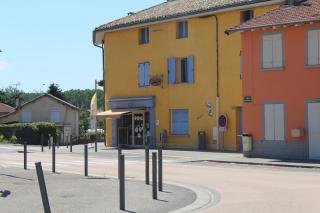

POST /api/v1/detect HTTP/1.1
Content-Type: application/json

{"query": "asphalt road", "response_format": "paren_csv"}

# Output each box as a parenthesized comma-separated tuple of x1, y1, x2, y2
(1, 143, 320, 213)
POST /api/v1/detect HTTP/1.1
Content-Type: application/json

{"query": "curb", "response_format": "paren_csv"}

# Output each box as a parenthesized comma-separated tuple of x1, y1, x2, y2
(187, 159, 320, 169)
(168, 181, 220, 213)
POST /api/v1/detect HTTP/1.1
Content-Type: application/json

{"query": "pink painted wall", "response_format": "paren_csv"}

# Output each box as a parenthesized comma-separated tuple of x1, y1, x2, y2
(242, 23, 320, 142)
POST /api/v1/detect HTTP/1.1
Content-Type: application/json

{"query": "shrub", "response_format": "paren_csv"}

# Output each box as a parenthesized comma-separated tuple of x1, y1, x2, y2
(0, 122, 57, 145)
(0, 134, 7, 143)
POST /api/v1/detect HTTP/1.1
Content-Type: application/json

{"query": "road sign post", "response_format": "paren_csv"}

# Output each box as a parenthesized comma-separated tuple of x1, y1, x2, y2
(218, 115, 228, 150)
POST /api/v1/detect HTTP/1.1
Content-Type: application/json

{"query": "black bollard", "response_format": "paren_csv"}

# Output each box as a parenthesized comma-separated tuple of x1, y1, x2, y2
(24, 141, 27, 170)
(70, 136, 72, 152)
(95, 134, 98, 153)
(48, 136, 51, 150)
(118, 145, 122, 179)
(35, 162, 51, 213)
(145, 147, 149, 185)
(52, 142, 55, 173)
(41, 134, 44, 152)
(152, 152, 157, 200)
(158, 149, 163, 191)
(119, 154, 125, 211)
(84, 144, 88, 176)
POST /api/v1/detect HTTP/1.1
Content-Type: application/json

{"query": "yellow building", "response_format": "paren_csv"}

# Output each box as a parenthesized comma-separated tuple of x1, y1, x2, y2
(93, 0, 282, 151)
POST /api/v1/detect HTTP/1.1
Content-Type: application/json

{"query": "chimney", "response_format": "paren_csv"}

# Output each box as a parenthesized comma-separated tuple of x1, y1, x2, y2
(15, 98, 21, 109)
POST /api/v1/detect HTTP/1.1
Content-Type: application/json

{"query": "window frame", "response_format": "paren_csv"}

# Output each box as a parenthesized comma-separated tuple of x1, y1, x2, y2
(180, 57, 188, 83)
(306, 27, 320, 67)
(261, 32, 285, 71)
(241, 10, 254, 23)
(139, 27, 149, 45)
(168, 56, 194, 84)
(170, 109, 189, 136)
(21, 110, 32, 123)
(50, 110, 60, 123)
(177, 21, 188, 39)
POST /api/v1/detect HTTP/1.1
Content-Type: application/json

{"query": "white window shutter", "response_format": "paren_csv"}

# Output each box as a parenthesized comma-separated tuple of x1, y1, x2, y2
(272, 34, 283, 68)
(308, 30, 319, 65)
(263, 35, 273, 69)
(274, 104, 285, 140)
(265, 104, 275, 140)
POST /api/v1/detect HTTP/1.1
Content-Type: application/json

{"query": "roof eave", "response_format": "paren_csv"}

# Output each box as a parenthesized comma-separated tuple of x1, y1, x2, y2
(93, 0, 285, 45)
(226, 18, 320, 34)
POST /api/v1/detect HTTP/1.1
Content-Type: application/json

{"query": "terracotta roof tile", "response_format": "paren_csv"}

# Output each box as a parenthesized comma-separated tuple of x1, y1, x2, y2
(0, 103, 15, 113)
(95, 0, 280, 32)
(226, 0, 320, 33)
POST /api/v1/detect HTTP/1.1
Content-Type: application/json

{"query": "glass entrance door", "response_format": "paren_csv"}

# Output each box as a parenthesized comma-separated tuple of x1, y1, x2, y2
(133, 112, 144, 145)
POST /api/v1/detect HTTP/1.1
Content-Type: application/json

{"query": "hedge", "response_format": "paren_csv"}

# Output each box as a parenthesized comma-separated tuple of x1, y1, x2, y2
(0, 122, 57, 145)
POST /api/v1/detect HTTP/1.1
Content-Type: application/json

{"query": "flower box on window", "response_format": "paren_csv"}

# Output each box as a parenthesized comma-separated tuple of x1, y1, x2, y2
(149, 75, 163, 87)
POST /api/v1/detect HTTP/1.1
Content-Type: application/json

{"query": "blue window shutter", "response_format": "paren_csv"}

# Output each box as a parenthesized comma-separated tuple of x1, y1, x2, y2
(144, 63, 150, 86)
(168, 57, 176, 84)
(187, 56, 194, 83)
(138, 63, 145, 86)
(172, 109, 189, 135)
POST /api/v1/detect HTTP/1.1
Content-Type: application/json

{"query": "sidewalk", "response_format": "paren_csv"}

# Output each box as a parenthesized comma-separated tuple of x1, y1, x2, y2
(0, 167, 196, 213)
(185, 151, 320, 169)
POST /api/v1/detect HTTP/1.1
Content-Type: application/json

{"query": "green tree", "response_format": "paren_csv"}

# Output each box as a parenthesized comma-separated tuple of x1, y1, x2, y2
(0, 86, 22, 106)
(47, 83, 65, 100)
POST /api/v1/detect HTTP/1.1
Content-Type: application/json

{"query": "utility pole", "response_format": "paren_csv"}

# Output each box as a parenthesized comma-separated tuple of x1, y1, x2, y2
(95, 79, 98, 152)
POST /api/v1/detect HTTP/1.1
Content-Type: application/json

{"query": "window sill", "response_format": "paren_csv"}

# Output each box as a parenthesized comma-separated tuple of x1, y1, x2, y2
(138, 85, 150, 88)
(176, 37, 188, 40)
(168, 82, 194, 85)
(305, 64, 320, 69)
(169, 134, 190, 137)
(261, 67, 285, 71)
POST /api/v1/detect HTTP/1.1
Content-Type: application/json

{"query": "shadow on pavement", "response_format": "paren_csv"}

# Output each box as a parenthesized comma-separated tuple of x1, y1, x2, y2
(0, 190, 11, 198)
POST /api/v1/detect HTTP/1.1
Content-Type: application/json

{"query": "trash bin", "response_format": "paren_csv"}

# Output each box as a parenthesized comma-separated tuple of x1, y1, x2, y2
(198, 131, 206, 151)
(242, 133, 252, 157)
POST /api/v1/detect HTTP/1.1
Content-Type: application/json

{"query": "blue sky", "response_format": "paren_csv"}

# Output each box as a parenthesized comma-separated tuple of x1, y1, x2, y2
(0, 0, 163, 92)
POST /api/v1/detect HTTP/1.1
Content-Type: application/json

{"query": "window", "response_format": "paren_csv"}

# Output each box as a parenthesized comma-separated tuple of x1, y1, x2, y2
(262, 33, 283, 69)
(168, 56, 194, 84)
(241, 10, 253, 23)
(138, 62, 150, 87)
(177, 21, 188, 39)
(22, 111, 32, 122)
(264, 104, 285, 141)
(307, 29, 320, 66)
(50, 111, 60, 123)
(171, 109, 189, 135)
(139, 27, 149, 44)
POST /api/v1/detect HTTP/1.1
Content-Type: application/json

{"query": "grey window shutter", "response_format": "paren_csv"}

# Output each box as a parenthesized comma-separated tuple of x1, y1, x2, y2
(308, 30, 319, 65)
(187, 56, 194, 83)
(168, 57, 176, 84)
(262, 35, 273, 69)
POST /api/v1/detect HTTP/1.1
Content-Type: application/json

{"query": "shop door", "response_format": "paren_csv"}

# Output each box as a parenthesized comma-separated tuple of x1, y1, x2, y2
(133, 112, 145, 146)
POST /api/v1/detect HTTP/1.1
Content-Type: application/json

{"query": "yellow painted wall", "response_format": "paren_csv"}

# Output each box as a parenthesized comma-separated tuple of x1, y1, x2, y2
(103, 4, 279, 151)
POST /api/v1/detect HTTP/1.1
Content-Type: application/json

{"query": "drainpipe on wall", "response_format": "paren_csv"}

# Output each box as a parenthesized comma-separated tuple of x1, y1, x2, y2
(93, 32, 106, 145)
(213, 15, 220, 151)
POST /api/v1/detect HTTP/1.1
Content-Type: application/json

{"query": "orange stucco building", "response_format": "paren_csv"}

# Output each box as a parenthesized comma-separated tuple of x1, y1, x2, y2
(227, 0, 320, 160)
